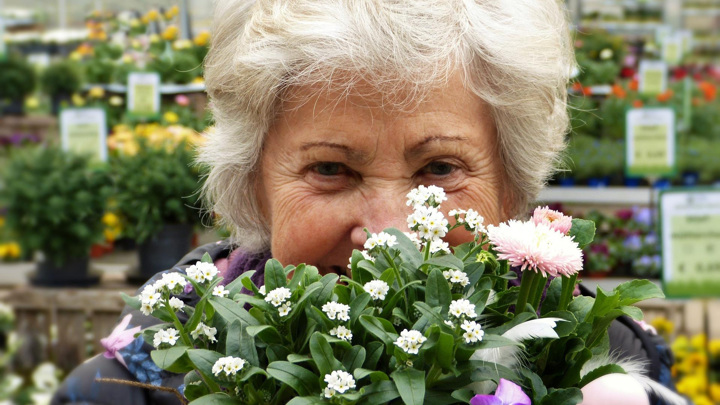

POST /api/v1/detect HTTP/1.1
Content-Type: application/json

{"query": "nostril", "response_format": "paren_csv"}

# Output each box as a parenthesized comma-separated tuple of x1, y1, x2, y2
(330, 265, 343, 275)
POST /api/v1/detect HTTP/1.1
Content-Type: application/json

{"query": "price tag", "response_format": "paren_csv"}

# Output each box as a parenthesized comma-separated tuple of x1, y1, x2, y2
(638, 60, 667, 95)
(625, 108, 676, 177)
(660, 189, 720, 298)
(662, 35, 682, 66)
(127, 72, 160, 117)
(60, 108, 108, 162)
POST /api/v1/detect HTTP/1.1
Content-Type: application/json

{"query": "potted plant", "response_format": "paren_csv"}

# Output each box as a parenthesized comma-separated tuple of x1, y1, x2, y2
(0, 57, 37, 116)
(40, 60, 83, 115)
(109, 124, 204, 281)
(0, 146, 111, 286)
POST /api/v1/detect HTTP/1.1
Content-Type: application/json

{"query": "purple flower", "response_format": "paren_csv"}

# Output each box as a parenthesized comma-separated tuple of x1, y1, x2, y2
(100, 314, 141, 368)
(470, 379, 531, 405)
(632, 207, 653, 227)
(623, 234, 642, 251)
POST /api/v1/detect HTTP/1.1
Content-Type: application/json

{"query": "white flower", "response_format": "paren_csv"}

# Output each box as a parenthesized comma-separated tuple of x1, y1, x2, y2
(322, 301, 351, 321)
(324, 370, 356, 395)
(153, 328, 179, 347)
(408, 205, 449, 241)
(139, 285, 164, 315)
(191, 322, 218, 343)
(464, 209, 486, 234)
(169, 297, 184, 312)
(404, 232, 423, 250)
(444, 320, 455, 328)
(278, 302, 292, 317)
(394, 329, 428, 355)
(329, 325, 353, 342)
(361, 250, 374, 262)
(258, 285, 266, 295)
(429, 239, 451, 254)
(363, 232, 398, 251)
(159, 272, 186, 293)
(212, 285, 229, 298)
(406, 185, 446, 208)
(461, 320, 484, 344)
(141, 302, 155, 316)
(186, 262, 219, 283)
(449, 299, 477, 319)
(324, 387, 337, 398)
(264, 287, 292, 307)
(442, 270, 469, 287)
(363, 280, 389, 301)
(212, 356, 246, 377)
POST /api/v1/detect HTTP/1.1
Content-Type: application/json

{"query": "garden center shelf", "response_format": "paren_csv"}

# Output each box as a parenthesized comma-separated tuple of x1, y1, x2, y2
(538, 186, 659, 205)
(82, 82, 206, 95)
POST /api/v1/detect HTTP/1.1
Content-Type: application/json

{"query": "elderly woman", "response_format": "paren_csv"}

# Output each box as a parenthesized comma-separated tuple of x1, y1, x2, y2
(53, 1, 677, 404)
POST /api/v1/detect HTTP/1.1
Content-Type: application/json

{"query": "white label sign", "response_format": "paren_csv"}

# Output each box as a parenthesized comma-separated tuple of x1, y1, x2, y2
(663, 34, 682, 66)
(638, 60, 667, 95)
(679, 30, 693, 56)
(661, 190, 720, 298)
(60, 108, 108, 162)
(127, 72, 161, 116)
(625, 108, 676, 177)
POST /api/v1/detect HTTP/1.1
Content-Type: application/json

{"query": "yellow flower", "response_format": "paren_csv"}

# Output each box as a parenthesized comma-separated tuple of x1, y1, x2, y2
(710, 383, 720, 402)
(161, 25, 179, 41)
(141, 15, 149, 25)
(69, 51, 83, 61)
(72, 94, 85, 107)
(692, 395, 714, 405)
(173, 39, 192, 50)
(192, 76, 205, 84)
(650, 317, 674, 336)
(102, 213, 120, 227)
(164, 5, 179, 19)
(130, 18, 141, 28)
(0, 217, 5, 227)
(146, 9, 159, 21)
(709, 339, 720, 358)
(109, 96, 124, 107)
(149, 34, 161, 44)
(25, 97, 40, 109)
(0, 245, 8, 259)
(193, 31, 211, 47)
(88, 86, 105, 99)
(121, 142, 139, 156)
(676, 373, 707, 397)
(691, 333, 707, 351)
(6, 243, 20, 259)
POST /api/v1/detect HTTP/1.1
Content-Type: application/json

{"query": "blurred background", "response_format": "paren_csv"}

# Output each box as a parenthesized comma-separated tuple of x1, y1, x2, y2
(0, 0, 718, 404)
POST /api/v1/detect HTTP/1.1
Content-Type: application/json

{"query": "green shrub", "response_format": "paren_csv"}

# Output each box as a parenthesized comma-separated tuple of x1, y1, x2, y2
(0, 57, 37, 101)
(40, 61, 83, 97)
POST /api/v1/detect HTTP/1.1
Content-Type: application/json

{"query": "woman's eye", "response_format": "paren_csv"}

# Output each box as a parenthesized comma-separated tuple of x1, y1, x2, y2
(313, 162, 345, 176)
(422, 161, 456, 176)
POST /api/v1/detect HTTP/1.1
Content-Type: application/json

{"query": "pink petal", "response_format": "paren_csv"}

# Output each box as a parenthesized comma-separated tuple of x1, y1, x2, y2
(495, 379, 531, 405)
(470, 395, 502, 405)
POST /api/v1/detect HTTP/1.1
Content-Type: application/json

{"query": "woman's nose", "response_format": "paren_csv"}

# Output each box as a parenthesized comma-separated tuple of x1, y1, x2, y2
(349, 189, 412, 247)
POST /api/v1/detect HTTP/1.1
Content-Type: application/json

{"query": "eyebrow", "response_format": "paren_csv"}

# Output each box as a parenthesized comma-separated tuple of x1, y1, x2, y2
(299, 141, 368, 163)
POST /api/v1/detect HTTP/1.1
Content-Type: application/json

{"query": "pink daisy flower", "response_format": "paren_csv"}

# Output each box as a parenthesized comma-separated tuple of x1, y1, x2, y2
(487, 220, 583, 277)
(532, 206, 573, 235)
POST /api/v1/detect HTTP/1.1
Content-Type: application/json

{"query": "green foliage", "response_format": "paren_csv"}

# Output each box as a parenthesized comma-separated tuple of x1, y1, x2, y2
(0, 56, 37, 100)
(565, 134, 624, 180)
(84, 58, 116, 84)
(573, 30, 625, 86)
(0, 147, 111, 265)
(110, 138, 203, 243)
(40, 61, 83, 97)
(147, 50, 202, 84)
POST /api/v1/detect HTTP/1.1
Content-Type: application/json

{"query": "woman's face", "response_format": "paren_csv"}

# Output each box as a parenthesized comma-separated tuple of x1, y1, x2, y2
(258, 74, 510, 276)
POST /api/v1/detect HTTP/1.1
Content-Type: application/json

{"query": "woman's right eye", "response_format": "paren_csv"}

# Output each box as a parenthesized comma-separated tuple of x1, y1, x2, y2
(313, 162, 344, 176)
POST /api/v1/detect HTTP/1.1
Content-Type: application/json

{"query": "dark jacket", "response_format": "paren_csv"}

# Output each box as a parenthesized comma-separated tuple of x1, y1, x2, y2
(52, 242, 674, 404)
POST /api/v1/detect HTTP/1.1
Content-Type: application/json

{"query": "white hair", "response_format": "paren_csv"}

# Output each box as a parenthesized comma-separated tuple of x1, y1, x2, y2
(200, 0, 576, 252)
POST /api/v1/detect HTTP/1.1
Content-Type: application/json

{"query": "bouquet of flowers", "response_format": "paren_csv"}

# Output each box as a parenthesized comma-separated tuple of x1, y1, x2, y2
(123, 186, 664, 404)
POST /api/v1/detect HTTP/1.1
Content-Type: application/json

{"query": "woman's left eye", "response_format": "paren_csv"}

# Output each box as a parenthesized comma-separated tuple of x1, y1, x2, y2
(420, 161, 456, 176)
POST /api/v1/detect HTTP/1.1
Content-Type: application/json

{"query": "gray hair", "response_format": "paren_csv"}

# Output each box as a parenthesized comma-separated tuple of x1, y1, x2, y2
(200, 0, 576, 253)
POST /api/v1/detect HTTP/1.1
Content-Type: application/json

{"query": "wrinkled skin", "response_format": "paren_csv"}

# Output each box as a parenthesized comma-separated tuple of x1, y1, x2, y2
(258, 74, 512, 277)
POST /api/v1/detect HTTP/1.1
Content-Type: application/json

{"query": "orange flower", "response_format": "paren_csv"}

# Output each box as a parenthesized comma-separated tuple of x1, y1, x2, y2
(571, 82, 583, 92)
(611, 84, 626, 99)
(633, 100, 644, 108)
(161, 25, 179, 41)
(581, 86, 593, 96)
(698, 81, 716, 102)
(629, 79, 639, 91)
(656, 89, 674, 103)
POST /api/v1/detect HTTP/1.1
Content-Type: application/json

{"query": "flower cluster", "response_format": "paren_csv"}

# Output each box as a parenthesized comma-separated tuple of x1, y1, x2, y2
(169, 297, 184, 312)
(191, 322, 217, 343)
(363, 280, 389, 301)
(323, 370, 356, 398)
(153, 328, 179, 347)
(407, 205, 449, 242)
(186, 262, 219, 284)
(406, 185, 447, 208)
(394, 329, 428, 355)
(322, 302, 351, 322)
(329, 325, 353, 342)
(212, 285, 229, 298)
(139, 284, 163, 316)
(212, 356, 246, 378)
(448, 208, 486, 234)
(264, 287, 292, 317)
(449, 299, 477, 319)
(460, 321, 484, 344)
(364, 232, 398, 252)
(443, 269, 469, 287)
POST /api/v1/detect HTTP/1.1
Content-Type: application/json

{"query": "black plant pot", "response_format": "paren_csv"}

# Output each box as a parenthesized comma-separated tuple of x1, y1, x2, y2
(129, 224, 194, 284)
(1, 99, 25, 116)
(51, 93, 72, 116)
(30, 256, 100, 287)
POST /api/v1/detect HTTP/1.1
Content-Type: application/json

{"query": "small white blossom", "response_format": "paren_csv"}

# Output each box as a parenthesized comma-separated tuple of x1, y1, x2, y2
(191, 322, 218, 343)
(429, 239, 451, 254)
(404, 232, 423, 250)
(461, 320, 485, 344)
(324, 370, 356, 396)
(212, 285, 229, 298)
(159, 273, 186, 293)
(363, 280, 389, 301)
(394, 329, 428, 355)
(329, 325, 353, 342)
(265, 287, 292, 307)
(258, 285, 266, 295)
(169, 297, 184, 312)
(212, 356, 246, 377)
(186, 262, 219, 283)
(364, 232, 398, 251)
(444, 320, 455, 328)
(322, 301, 351, 322)
(406, 185, 447, 208)
(153, 328, 179, 347)
(442, 269, 469, 287)
(464, 209, 486, 234)
(360, 250, 374, 262)
(324, 387, 337, 398)
(139, 285, 164, 315)
(278, 302, 292, 317)
(449, 299, 477, 319)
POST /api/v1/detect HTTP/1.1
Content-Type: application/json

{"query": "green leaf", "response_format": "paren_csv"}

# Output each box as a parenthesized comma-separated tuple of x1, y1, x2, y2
(384, 228, 423, 268)
(391, 368, 426, 405)
(354, 368, 389, 382)
(380, 280, 423, 319)
(287, 264, 307, 290)
(200, 252, 213, 263)
(450, 389, 475, 403)
(412, 301, 446, 329)
(150, 346, 192, 373)
(359, 315, 399, 349)
(183, 371, 210, 401)
(423, 390, 457, 405)
(350, 293, 372, 327)
(363, 342, 384, 370)
(357, 380, 400, 405)
(226, 321, 259, 367)
(266, 361, 320, 396)
(187, 349, 223, 378)
(568, 296, 594, 323)
(569, 218, 595, 248)
(246, 325, 284, 344)
(474, 334, 524, 350)
(120, 293, 141, 310)
(312, 274, 340, 306)
(342, 345, 366, 373)
(588, 287, 620, 319)
(578, 364, 626, 387)
(188, 393, 242, 405)
(263, 259, 287, 292)
(519, 369, 548, 404)
(424, 255, 464, 271)
(426, 268, 452, 314)
(286, 396, 327, 405)
(224, 270, 256, 296)
(310, 332, 343, 376)
(540, 277, 563, 316)
(539, 387, 583, 405)
(208, 296, 259, 326)
(266, 344, 290, 363)
(434, 331, 455, 370)
(615, 279, 665, 306)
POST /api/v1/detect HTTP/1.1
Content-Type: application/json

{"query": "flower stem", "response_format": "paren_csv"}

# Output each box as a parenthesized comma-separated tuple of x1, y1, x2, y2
(382, 249, 404, 289)
(166, 299, 193, 347)
(557, 274, 578, 311)
(528, 273, 546, 311)
(514, 270, 537, 315)
(426, 362, 443, 388)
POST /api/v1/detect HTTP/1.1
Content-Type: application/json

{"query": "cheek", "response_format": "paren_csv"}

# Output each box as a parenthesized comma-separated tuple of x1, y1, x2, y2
(442, 185, 505, 246)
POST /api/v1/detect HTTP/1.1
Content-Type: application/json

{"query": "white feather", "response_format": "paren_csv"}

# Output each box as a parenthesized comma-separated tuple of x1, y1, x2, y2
(502, 317, 566, 342)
